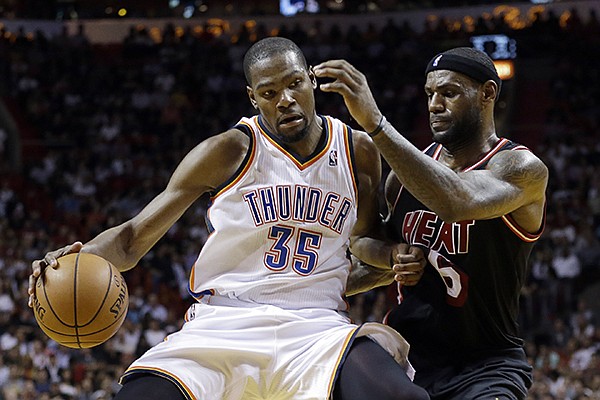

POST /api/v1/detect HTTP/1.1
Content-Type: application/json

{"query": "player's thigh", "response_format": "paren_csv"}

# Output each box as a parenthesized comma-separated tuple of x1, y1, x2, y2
(114, 374, 185, 400)
(334, 337, 429, 400)
(437, 360, 531, 400)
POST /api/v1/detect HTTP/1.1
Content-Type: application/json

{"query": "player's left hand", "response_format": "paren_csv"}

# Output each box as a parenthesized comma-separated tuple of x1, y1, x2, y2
(28, 241, 83, 308)
(313, 60, 382, 133)
(391, 243, 426, 286)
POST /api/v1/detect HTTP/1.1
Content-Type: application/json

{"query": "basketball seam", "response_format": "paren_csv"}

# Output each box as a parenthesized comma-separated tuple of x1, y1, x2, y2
(35, 253, 128, 349)
(74, 253, 81, 348)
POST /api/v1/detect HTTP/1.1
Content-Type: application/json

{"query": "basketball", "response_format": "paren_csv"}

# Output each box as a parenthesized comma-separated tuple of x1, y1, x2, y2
(33, 252, 129, 349)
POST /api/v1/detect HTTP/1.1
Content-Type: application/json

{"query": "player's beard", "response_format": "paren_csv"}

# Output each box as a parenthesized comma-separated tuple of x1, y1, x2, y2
(433, 106, 482, 147)
(277, 125, 309, 144)
(276, 116, 310, 144)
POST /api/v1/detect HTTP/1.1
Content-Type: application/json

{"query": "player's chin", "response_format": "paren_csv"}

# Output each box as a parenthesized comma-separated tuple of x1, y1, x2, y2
(278, 126, 308, 143)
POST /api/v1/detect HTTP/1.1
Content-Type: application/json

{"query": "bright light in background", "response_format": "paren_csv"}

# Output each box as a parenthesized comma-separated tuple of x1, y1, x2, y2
(118, 8, 127, 17)
(169, 0, 180, 8)
(280, 0, 319, 16)
(471, 34, 517, 60)
(183, 5, 194, 18)
(493, 60, 515, 80)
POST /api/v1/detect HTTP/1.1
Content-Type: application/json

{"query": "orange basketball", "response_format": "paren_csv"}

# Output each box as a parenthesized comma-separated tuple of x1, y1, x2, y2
(33, 252, 129, 349)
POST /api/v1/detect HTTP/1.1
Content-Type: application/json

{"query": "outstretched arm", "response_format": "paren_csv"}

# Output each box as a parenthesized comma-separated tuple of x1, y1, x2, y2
(83, 129, 250, 270)
(29, 129, 250, 307)
(314, 60, 548, 231)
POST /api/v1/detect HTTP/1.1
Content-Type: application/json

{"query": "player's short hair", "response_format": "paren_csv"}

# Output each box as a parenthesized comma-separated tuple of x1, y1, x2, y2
(243, 37, 308, 86)
(425, 47, 502, 92)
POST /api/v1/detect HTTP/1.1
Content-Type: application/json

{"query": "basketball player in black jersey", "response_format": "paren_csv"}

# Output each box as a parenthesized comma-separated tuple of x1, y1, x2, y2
(315, 47, 548, 399)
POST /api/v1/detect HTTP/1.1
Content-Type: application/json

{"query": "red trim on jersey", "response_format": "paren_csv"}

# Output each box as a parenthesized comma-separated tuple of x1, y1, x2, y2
(429, 143, 443, 160)
(463, 138, 509, 171)
(501, 211, 545, 243)
(393, 139, 544, 242)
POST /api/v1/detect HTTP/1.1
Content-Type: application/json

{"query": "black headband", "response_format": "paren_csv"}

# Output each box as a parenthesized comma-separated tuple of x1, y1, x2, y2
(425, 52, 502, 90)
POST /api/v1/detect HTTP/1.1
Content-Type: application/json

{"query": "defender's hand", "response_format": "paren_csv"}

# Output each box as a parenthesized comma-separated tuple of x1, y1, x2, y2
(391, 243, 426, 286)
(313, 59, 382, 133)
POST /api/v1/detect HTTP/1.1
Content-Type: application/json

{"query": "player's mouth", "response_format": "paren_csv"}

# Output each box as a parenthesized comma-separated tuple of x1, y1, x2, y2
(279, 114, 304, 128)
(430, 118, 451, 131)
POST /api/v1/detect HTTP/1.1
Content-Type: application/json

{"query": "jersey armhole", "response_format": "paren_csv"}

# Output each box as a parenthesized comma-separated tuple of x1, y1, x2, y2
(210, 124, 256, 199)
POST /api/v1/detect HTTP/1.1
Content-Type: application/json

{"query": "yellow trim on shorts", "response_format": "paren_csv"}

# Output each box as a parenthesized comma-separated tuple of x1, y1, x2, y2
(327, 326, 360, 398)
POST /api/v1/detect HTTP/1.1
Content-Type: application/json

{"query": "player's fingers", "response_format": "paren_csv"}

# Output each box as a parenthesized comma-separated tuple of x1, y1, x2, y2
(408, 245, 426, 260)
(319, 81, 355, 98)
(393, 261, 424, 274)
(46, 241, 83, 268)
(315, 59, 363, 78)
(66, 241, 83, 255)
(393, 258, 425, 286)
(394, 270, 422, 286)
(28, 242, 83, 307)
(313, 63, 363, 88)
(44, 254, 59, 269)
(28, 277, 36, 308)
(28, 258, 46, 307)
(395, 253, 419, 263)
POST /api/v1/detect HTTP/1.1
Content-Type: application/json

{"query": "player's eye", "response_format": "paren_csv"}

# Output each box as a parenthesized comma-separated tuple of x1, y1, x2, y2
(444, 91, 457, 98)
(262, 90, 275, 99)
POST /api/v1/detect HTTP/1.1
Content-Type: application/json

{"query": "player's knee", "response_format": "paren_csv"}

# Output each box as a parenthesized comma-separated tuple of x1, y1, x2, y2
(378, 383, 430, 400)
(401, 386, 430, 400)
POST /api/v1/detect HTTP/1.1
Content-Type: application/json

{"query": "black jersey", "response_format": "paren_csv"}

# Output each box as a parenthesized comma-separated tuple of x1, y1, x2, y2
(385, 138, 544, 374)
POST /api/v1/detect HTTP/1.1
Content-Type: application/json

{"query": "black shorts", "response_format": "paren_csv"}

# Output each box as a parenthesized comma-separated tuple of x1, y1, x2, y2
(415, 348, 533, 400)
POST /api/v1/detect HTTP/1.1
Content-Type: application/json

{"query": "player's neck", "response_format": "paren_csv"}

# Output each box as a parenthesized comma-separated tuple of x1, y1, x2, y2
(441, 131, 499, 170)
(287, 117, 325, 158)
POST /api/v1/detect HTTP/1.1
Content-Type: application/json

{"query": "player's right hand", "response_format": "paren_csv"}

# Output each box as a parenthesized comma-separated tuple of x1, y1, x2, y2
(391, 243, 426, 286)
(28, 241, 83, 308)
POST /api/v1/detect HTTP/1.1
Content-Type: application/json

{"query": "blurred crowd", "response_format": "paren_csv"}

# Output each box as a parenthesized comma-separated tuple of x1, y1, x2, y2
(1, 5, 600, 400)
(0, 0, 533, 20)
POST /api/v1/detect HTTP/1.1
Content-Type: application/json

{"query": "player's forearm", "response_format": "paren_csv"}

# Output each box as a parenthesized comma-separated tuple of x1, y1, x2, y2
(350, 236, 394, 270)
(83, 223, 141, 272)
(346, 255, 394, 296)
(372, 123, 464, 220)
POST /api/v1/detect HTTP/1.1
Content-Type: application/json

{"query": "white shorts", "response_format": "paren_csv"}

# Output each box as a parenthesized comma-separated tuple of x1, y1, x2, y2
(120, 297, 414, 400)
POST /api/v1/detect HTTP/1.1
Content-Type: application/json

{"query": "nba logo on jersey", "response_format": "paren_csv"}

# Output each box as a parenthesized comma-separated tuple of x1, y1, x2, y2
(329, 150, 338, 166)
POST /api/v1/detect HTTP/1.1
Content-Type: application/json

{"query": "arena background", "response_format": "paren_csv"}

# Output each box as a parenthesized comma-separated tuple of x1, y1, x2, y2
(1, 0, 600, 398)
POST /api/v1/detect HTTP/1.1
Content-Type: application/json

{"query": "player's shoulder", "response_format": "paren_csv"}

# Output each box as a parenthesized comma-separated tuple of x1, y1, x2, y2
(489, 144, 548, 182)
(487, 144, 548, 200)
(348, 126, 378, 156)
(195, 127, 251, 155)
(180, 127, 251, 182)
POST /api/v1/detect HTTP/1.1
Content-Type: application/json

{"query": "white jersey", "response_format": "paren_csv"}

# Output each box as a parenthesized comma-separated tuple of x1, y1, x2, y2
(122, 115, 416, 399)
(189, 115, 359, 312)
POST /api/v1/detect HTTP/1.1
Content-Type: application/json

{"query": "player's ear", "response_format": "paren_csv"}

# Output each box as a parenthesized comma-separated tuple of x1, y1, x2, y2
(247, 86, 258, 109)
(481, 80, 499, 103)
(308, 66, 318, 89)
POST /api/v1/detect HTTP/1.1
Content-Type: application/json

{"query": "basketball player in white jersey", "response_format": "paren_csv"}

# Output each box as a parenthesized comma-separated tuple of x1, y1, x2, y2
(28, 37, 429, 400)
